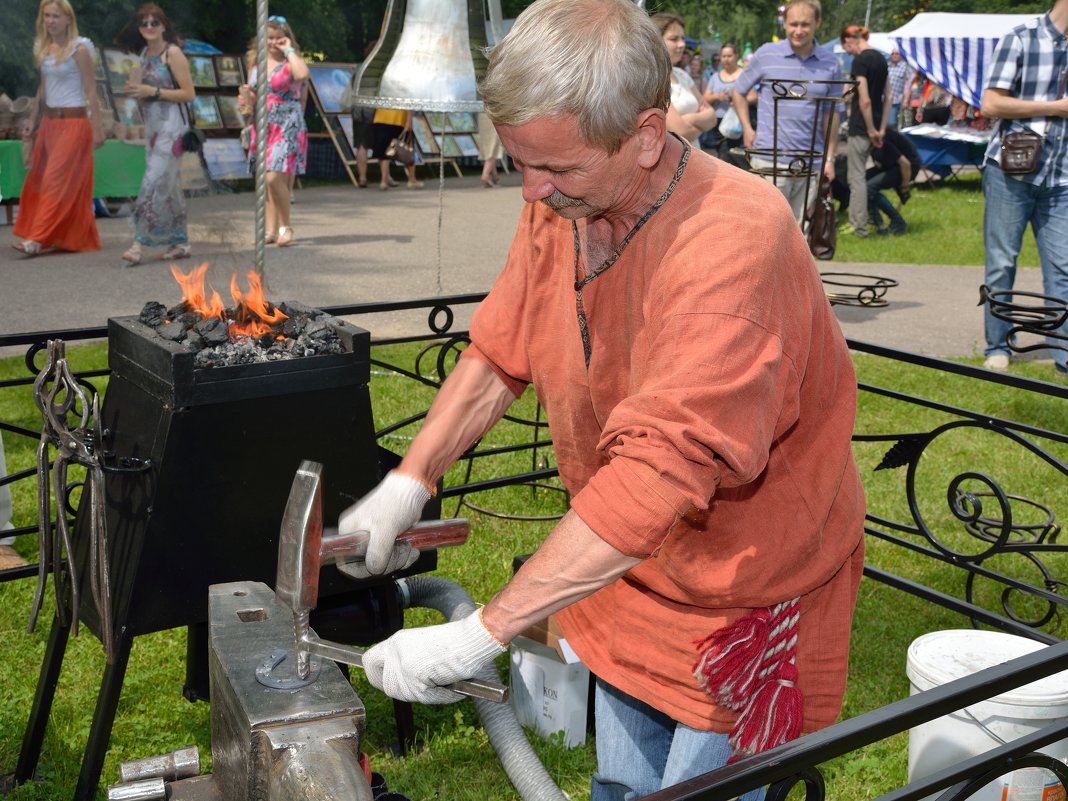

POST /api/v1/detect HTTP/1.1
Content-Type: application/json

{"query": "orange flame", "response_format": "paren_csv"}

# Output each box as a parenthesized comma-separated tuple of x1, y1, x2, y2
(171, 263, 225, 319)
(171, 264, 288, 341)
(229, 271, 288, 338)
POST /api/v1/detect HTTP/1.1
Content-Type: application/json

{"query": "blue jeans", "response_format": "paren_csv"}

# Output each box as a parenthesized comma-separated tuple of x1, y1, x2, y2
(982, 162, 1068, 369)
(866, 166, 906, 229)
(590, 678, 766, 801)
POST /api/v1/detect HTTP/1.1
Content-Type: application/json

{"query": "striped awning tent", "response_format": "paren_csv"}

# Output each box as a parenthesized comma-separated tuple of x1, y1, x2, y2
(889, 12, 1042, 108)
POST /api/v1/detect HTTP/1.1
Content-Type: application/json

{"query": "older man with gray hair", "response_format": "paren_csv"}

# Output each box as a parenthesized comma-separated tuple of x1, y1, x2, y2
(345, 1, 866, 797)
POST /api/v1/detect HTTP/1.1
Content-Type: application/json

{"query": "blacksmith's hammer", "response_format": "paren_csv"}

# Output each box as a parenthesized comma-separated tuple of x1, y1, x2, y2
(272, 459, 510, 703)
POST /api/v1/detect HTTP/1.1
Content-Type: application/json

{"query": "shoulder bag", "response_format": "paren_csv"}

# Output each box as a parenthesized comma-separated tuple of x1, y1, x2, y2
(162, 46, 205, 155)
(1000, 68, 1068, 175)
(385, 129, 416, 165)
(806, 174, 837, 261)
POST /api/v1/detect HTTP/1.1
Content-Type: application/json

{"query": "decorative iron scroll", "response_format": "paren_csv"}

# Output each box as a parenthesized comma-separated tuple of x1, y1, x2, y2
(862, 417, 1068, 633)
(373, 307, 566, 523)
(743, 78, 855, 225)
(821, 272, 899, 307)
(980, 284, 1068, 356)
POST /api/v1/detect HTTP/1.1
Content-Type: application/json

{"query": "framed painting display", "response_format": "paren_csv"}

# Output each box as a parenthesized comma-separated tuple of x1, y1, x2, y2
(453, 133, 479, 158)
(114, 97, 143, 127)
(411, 115, 438, 154)
(307, 63, 353, 114)
(95, 81, 112, 113)
(104, 48, 139, 93)
(213, 54, 244, 87)
(438, 135, 462, 158)
(191, 95, 224, 129)
(338, 114, 355, 150)
(423, 111, 447, 132)
(203, 138, 250, 180)
(446, 112, 477, 133)
(188, 55, 217, 88)
(92, 45, 105, 79)
(216, 95, 245, 129)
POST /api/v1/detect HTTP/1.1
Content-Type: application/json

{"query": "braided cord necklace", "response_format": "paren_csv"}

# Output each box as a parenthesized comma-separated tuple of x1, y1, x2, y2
(572, 140, 690, 368)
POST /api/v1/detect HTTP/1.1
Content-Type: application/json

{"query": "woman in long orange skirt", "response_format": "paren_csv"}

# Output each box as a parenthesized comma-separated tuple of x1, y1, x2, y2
(13, 0, 104, 257)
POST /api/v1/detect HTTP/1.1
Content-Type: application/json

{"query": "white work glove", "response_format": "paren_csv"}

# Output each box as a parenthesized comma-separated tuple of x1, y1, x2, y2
(362, 611, 507, 704)
(336, 470, 432, 579)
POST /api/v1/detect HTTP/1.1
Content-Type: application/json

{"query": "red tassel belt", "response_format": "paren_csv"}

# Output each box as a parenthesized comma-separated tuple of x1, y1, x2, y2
(43, 106, 88, 119)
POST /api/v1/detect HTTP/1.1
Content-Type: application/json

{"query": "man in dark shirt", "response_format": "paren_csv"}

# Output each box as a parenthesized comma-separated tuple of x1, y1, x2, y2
(840, 25, 891, 237)
(867, 128, 920, 235)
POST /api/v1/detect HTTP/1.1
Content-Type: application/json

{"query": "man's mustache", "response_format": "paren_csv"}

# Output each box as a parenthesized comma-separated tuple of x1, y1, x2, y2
(541, 190, 584, 210)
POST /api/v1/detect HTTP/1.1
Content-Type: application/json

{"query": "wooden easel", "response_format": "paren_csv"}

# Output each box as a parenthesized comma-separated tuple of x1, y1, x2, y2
(305, 63, 361, 189)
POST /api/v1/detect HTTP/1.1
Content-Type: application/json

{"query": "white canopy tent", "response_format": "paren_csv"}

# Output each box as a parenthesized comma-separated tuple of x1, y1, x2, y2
(888, 12, 1043, 108)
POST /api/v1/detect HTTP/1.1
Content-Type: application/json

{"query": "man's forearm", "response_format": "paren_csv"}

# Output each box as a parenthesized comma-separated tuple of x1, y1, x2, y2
(481, 508, 641, 643)
(881, 87, 893, 133)
(399, 357, 517, 485)
(825, 110, 840, 158)
(981, 87, 1068, 119)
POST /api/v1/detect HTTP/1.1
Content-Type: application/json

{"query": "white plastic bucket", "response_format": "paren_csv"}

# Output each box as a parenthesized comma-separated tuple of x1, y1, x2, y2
(907, 630, 1068, 801)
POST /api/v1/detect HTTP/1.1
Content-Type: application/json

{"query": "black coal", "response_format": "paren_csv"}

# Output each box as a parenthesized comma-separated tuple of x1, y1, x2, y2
(138, 299, 347, 368)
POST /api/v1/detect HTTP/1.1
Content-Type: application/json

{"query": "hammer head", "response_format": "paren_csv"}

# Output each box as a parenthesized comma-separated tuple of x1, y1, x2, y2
(274, 460, 324, 616)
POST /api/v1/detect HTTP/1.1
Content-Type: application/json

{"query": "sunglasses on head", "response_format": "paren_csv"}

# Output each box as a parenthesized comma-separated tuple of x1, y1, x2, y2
(139, 18, 161, 28)
(268, 15, 287, 23)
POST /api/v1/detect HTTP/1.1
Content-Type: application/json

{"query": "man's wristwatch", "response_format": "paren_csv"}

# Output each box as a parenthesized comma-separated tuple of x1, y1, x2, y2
(154, 86, 161, 100)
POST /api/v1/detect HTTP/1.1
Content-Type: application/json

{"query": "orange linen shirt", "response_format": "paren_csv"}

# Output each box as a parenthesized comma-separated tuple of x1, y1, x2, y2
(464, 148, 866, 733)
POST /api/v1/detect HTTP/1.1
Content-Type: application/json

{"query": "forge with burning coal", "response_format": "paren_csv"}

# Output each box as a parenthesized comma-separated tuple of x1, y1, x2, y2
(139, 264, 346, 367)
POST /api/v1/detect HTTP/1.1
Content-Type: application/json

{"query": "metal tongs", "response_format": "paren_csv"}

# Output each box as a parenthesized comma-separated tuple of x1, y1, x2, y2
(267, 460, 509, 703)
(30, 340, 115, 662)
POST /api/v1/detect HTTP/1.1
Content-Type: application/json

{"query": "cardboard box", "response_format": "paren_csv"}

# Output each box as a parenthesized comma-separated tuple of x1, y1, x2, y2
(509, 617, 591, 748)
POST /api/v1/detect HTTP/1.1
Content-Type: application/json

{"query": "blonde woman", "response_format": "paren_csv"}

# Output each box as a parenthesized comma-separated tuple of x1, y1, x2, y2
(246, 15, 308, 246)
(13, 0, 104, 257)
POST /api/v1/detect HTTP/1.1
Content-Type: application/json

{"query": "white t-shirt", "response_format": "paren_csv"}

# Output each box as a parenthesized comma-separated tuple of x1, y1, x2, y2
(670, 67, 699, 115)
(670, 67, 700, 147)
(41, 36, 92, 108)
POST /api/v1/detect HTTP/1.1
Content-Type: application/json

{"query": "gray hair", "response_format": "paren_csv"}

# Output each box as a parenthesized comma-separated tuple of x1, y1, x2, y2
(479, 0, 671, 154)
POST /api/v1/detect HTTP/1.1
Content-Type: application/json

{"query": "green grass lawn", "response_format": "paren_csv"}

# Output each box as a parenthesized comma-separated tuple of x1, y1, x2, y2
(1, 340, 1064, 800)
(831, 172, 1042, 268)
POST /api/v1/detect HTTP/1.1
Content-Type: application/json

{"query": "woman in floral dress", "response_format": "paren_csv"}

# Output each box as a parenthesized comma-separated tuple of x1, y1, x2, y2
(247, 16, 308, 247)
(117, 3, 194, 264)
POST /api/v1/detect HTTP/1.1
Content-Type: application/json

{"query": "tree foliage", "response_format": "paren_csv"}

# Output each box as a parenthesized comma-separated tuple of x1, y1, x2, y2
(648, 0, 1049, 56)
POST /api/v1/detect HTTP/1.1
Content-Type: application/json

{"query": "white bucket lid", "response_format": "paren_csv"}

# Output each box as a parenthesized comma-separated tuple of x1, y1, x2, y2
(907, 629, 1068, 707)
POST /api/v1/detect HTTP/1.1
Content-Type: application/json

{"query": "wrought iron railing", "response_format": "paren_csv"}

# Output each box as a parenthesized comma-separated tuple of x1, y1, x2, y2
(2, 296, 1067, 801)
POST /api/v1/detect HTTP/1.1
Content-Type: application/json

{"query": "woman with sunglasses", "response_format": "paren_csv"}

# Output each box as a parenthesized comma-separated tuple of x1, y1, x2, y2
(115, 3, 195, 264)
(12, 0, 104, 257)
(246, 15, 309, 247)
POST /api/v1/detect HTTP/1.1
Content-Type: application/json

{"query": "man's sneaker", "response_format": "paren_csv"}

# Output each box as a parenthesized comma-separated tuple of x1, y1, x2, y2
(889, 222, 908, 235)
(839, 223, 869, 238)
(983, 354, 1010, 371)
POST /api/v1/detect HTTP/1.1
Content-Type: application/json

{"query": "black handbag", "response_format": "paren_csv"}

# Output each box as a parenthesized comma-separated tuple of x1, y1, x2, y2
(385, 130, 416, 165)
(180, 125, 205, 154)
(806, 175, 837, 261)
(163, 48, 204, 155)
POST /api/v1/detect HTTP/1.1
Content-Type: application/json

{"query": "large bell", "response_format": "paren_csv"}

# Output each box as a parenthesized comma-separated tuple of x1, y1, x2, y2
(353, 0, 496, 112)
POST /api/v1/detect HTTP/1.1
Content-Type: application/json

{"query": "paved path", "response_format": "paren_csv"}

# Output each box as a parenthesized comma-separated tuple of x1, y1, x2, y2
(0, 176, 1047, 360)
